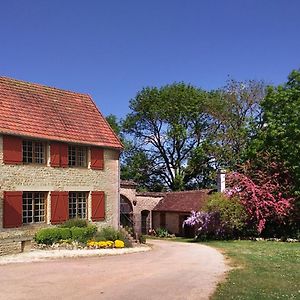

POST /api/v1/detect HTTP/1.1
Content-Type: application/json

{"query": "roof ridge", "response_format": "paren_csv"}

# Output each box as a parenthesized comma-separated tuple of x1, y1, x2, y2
(165, 189, 209, 194)
(0, 76, 88, 96)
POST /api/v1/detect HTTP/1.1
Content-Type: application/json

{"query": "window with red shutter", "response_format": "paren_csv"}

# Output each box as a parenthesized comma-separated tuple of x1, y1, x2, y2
(50, 142, 68, 168)
(91, 191, 105, 221)
(3, 135, 22, 164)
(51, 192, 69, 224)
(3, 191, 23, 228)
(90, 147, 104, 170)
(50, 143, 61, 167)
(60, 144, 69, 168)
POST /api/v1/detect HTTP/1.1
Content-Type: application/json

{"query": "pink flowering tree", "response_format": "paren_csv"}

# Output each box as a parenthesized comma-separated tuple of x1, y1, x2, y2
(226, 158, 295, 234)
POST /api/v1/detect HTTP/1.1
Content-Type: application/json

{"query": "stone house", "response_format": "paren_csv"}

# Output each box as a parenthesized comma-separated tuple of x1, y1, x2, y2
(120, 181, 212, 236)
(152, 190, 212, 236)
(0, 77, 123, 254)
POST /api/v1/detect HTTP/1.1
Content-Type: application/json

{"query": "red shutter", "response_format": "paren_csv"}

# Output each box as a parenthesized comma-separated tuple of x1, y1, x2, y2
(91, 191, 105, 221)
(50, 143, 68, 168)
(3, 191, 23, 228)
(60, 144, 68, 168)
(3, 135, 22, 164)
(90, 147, 104, 170)
(51, 192, 69, 224)
(50, 143, 61, 167)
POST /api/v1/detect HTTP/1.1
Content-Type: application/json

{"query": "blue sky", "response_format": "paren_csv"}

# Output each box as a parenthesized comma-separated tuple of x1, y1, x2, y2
(1, 1, 299, 118)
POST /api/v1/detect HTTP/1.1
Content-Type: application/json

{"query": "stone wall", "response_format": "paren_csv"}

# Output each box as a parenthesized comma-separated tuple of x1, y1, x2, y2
(0, 135, 120, 240)
(120, 185, 163, 235)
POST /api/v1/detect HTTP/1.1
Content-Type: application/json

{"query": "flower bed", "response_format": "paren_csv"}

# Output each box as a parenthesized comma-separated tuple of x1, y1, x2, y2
(87, 240, 125, 249)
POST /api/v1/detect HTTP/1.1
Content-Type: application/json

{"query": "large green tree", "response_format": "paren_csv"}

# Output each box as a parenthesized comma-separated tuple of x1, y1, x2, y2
(123, 83, 213, 191)
(258, 69, 300, 193)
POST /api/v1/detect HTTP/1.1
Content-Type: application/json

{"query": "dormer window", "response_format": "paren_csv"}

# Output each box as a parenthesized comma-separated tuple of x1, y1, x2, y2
(23, 140, 46, 164)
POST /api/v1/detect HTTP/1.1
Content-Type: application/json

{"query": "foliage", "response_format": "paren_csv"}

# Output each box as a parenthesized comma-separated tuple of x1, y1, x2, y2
(123, 82, 212, 191)
(59, 218, 88, 228)
(35, 225, 97, 245)
(202, 240, 300, 300)
(121, 149, 166, 192)
(226, 163, 294, 234)
(155, 227, 171, 238)
(204, 192, 247, 233)
(258, 69, 300, 194)
(70, 225, 97, 243)
(94, 226, 125, 242)
(185, 79, 266, 189)
(184, 211, 228, 240)
(35, 228, 72, 245)
(139, 234, 146, 244)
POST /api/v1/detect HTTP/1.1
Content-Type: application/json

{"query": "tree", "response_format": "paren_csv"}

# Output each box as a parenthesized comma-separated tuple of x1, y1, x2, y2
(207, 79, 266, 169)
(123, 83, 213, 191)
(226, 155, 295, 235)
(259, 69, 300, 193)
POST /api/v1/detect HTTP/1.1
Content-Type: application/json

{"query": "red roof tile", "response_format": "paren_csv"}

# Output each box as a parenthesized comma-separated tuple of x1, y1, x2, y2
(153, 190, 212, 212)
(0, 77, 123, 149)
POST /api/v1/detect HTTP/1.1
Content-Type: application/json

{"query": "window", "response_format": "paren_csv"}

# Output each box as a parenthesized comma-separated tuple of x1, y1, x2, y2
(23, 140, 46, 164)
(22, 192, 46, 224)
(68, 145, 87, 167)
(69, 192, 87, 219)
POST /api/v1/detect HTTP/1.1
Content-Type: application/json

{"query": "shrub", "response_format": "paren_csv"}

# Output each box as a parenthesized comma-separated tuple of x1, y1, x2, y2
(226, 156, 295, 235)
(155, 227, 169, 238)
(139, 235, 146, 244)
(60, 218, 88, 228)
(70, 225, 97, 243)
(35, 228, 72, 245)
(184, 211, 224, 240)
(94, 227, 125, 242)
(204, 192, 247, 235)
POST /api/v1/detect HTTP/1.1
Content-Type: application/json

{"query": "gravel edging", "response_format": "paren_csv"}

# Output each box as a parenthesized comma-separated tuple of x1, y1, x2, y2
(0, 244, 151, 265)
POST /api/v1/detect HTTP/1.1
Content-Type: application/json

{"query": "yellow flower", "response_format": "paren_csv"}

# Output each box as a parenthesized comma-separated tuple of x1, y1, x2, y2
(114, 240, 125, 248)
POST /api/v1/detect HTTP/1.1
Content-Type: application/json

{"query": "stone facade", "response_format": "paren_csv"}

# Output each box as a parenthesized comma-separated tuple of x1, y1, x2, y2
(0, 135, 120, 240)
(152, 212, 191, 235)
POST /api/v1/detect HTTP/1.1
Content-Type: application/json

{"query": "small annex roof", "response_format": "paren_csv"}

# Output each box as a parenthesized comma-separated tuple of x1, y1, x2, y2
(0, 77, 123, 149)
(153, 190, 212, 213)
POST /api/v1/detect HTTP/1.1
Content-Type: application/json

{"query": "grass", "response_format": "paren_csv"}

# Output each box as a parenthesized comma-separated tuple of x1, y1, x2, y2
(149, 237, 300, 299)
(204, 240, 300, 300)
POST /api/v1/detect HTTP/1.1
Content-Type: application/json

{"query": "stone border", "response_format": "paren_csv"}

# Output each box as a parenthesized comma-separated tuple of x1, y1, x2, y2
(0, 244, 151, 265)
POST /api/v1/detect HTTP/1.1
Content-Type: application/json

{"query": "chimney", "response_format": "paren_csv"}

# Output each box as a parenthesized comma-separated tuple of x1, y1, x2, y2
(217, 169, 226, 192)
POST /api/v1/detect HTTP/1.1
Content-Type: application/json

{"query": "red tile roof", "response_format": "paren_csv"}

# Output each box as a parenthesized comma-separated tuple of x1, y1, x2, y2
(153, 190, 212, 212)
(0, 77, 123, 149)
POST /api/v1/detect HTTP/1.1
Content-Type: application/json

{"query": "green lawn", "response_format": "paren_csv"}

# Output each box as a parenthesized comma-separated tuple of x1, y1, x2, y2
(149, 237, 300, 299)
(203, 240, 300, 300)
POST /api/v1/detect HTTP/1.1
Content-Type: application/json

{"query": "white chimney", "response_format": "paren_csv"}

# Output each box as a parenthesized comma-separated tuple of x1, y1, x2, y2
(217, 169, 226, 193)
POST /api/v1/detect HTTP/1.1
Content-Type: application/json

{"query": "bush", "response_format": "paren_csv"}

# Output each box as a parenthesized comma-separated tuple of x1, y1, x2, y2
(139, 235, 146, 244)
(204, 192, 247, 235)
(60, 218, 88, 228)
(183, 193, 248, 240)
(70, 225, 97, 243)
(155, 227, 169, 238)
(35, 228, 72, 245)
(94, 227, 125, 242)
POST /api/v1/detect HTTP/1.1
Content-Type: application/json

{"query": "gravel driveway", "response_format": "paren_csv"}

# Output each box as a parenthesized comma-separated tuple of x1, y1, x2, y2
(0, 240, 228, 300)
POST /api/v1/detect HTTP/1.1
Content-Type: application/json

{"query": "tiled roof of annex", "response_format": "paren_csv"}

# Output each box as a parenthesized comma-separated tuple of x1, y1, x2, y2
(153, 189, 212, 213)
(0, 76, 123, 149)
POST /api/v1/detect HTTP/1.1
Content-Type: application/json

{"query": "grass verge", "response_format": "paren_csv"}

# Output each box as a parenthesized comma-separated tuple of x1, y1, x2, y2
(204, 240, 300, 299)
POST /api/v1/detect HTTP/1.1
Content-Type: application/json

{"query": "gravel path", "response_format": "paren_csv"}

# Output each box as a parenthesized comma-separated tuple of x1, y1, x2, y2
(0, 239, 228, 300)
